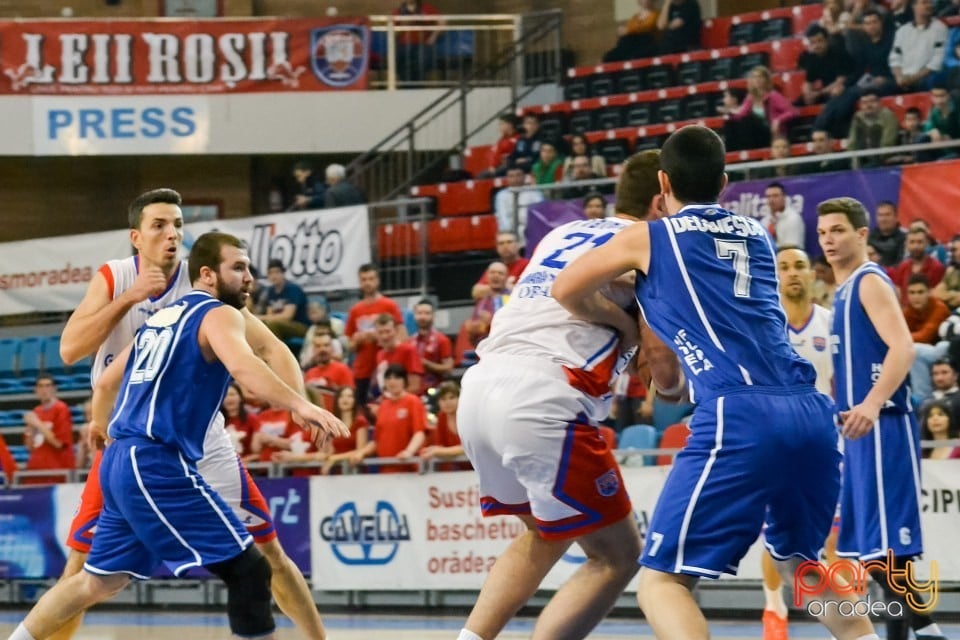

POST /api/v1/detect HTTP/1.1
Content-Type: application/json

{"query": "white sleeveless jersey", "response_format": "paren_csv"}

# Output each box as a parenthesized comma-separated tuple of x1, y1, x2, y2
(788, 303, 834, 397)
(477, 217, 636, 415)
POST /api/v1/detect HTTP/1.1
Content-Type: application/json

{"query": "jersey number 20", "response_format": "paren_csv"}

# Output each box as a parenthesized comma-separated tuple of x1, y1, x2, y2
(129, 328, 174, 384)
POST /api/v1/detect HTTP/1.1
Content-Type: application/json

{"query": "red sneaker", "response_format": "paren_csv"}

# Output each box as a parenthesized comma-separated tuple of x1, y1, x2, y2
(762, 609, 789, 640)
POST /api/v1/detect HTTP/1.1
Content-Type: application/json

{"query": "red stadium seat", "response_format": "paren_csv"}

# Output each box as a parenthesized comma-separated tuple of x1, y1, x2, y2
(377, 222, 423, 260)
(428, 215, 498, 254)
(463, 145, 494, 177)
(656, 423, 691, 466)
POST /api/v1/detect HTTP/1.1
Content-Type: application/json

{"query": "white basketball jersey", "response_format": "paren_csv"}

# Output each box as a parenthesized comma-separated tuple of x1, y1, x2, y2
(788, 303, 833, 397)
(477, 217, 636, 416)
(90, 257, 191, 385)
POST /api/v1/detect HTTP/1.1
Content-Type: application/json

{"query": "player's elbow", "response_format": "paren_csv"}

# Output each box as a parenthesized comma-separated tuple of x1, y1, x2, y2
(902, 341, 916, 368)
(59, 339, 82, 365)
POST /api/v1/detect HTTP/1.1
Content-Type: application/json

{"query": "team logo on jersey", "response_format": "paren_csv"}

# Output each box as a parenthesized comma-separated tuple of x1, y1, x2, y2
(319, 500, 410, 565)
(145, 302, 187, 328)
(813, 336, 827, 352)
(310, 25, 368, 88)
(594, 469, 620, 497)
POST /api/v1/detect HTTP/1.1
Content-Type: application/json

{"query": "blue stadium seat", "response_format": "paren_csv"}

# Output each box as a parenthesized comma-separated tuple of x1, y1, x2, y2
(653, 398, 694, 434)
(0, 339, 19, 380)
(42, 336, 67, 375)
(18, 337, 44, 379)
(403, 309, 417, 336)
(617, 424, 658, 466)
(71, 355, 93, 377)
(0, 410, 23, 427)
(9, 445, 28, 465)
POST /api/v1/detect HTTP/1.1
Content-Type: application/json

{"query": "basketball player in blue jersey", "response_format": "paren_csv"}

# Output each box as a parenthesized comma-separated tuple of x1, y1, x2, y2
(7, 233, 349, 640)
(817, 198, 947, 640)
(553, 126, 878, 640)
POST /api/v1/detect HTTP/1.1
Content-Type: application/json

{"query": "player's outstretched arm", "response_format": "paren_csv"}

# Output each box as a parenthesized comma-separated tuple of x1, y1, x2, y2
(553, 223, 652, 342)
(203, 306, 349, 442)
(60, 266, 167, 363)
(240, 307, 306, 396)
(840, 273, 916, 439)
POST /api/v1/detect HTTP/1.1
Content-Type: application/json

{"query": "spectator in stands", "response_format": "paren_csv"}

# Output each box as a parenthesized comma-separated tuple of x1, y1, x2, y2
(904, 273, 952, 345)
(847, 87, 900, 167)
(319, 386, 372, 474)
(222, 383, 260, 463)
(819, 0, 852, 38)
(919, 359, 960, 419)
(562, 155, 605, 199)
(797, 24, 856, 109)
(763, 182, 805, 249)
(798, 129, 851, 173)
(531, 141, 565, 186)
(393, 0, 441, 83)
(754, 136, 795, 179)
(582, 192, 608, 219)
(324, 164, 365, 208)
(938, 0, 960, 17)
(345, 263, 405, 404)
(410, 299, 453, 394)
(657, 0, 701, 54)
(716, 87, 746, 116)
(373, 313, 424, 397)
(562, 134, 607, 178)
(465, 261, 511, 348)
(299, 304, 346, 367)
(891, 228, 947, 301)
(917, 83, 960, 160)
(420, 381, 469, 470)
(304, 333, 355, 410)
(724, 66, 799, 152)
(288, 160, 325, 211)
(867, 200, 906, 266)
(946, 30, 960, 91)
(472, 231, 529, 300)
(850, 9, 896, 96)
(811, 255, 838, 306)
(911, 217, 950, 263)
(493, 166, 544, 241)
(933, 234, 960, 308)
(255, 259, 309, 343)
(368, 363, 427, 472)
(604, 0, 659, 63)
(889, 0, 949, 91)
(250, 398, 312, 465)
(508, 114, 543, 172)
(920, 399, 960, 458)
(485, 114, 519, 177)
(887, 0, 914, 31)
(74, 400, 94, 471)
(21, 375, 75, 484)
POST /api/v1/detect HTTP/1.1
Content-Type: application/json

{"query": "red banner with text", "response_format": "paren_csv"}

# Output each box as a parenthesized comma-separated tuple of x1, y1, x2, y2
(898, 159, 960, 243)
(0, 17, 369, 94)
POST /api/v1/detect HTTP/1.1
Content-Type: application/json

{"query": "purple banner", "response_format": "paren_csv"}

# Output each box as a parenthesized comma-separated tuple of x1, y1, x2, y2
(720, 167, 903, 255)
(525, 196, 613, 250)
(259, 476, 312, 574)
(0, 487, 65, 578)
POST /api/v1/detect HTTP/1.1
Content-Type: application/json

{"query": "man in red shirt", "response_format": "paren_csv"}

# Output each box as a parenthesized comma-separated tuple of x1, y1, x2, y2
(392, 0, 441, 83)
(345, 263, 405, 404)
(410, 299, 453, 394)
(23, 374, 75, 484)
(304, 333, 355, 410)
(471, 232, 529, 300)
(891, 228, 946, 303)
(903, 274, 951, 345)
(374, 314, 424, 397)
(486, 114, 519, 176)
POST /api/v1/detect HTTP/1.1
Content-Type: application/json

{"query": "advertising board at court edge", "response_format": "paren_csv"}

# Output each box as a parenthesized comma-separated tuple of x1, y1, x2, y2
(0, 17, 369, 95)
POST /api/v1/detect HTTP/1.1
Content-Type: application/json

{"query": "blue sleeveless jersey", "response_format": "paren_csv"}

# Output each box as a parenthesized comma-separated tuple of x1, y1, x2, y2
(107, 291, 231, 463)
(636, 205, 817, 402)
(831, 261, 912, 414)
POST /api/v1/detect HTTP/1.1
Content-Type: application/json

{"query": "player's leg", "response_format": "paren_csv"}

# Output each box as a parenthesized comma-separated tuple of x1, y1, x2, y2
(208, 545, 278, 640)
(636, 567, 706, 639)
(761, 549, 790, 640)
(10, 571, 129, 640)
(461, 514, 572, 640)
(531, 513, 641, 640)
(46, 450, 106, 640)
(256, 537, 326, 640)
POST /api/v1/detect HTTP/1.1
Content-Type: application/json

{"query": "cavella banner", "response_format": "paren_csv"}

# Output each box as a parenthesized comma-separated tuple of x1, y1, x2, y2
(0, 17, 369, 95)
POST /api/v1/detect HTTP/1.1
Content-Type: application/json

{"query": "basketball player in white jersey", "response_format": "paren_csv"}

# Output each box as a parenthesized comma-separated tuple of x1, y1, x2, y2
(760, 246, 835, 640)
(456, 151, 681, 640)
(52, 189, 327, 640)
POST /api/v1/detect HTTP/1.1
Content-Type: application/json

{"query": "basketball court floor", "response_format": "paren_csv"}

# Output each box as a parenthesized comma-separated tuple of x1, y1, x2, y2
(3, 610, 958, 639)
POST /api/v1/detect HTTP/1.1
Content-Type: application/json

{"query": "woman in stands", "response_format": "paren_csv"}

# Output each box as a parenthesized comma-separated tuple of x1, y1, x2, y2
(920, 399, 960, 459)
(319, 386, 372, 474)
(722, 66, 798, 151)
(221, 382, 261, 463)
(582, 192, 608, 219)
(562, 134, 607, 179)
(603, 0, 659, 63)
(419, 381, 471, 471)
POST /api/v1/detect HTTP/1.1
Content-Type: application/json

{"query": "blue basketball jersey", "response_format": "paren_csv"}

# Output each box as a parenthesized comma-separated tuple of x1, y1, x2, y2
(831, 261, 911, 414)
(107, 291, 231, 463)
(636, 205, 817, 401)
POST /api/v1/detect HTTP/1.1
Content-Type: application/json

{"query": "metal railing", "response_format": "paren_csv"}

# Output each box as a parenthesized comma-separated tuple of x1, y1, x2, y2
(347, 11, 564, 205)
(367, 198, 432, 297)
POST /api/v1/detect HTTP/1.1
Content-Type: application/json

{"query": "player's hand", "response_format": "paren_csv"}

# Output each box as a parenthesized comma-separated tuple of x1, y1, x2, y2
(293, 401, 350, 447)
(87, 420, 108, 451)
(839, 401, 880, 440)
(129, 265, 168, 302)
(419, 446, 438, 460)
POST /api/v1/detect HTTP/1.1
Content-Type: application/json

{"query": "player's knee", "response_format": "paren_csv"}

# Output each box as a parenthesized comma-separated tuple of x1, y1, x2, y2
(79, 571, 129, 603)
(208, 546, 276, 638)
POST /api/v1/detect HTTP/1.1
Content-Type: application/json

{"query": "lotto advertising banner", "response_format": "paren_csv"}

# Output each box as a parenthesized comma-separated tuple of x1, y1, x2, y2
(185, 204, 371, 293)
(898, 159, 960, 244)
(719, 167, 903, 255)
(0, 228, 130, 315)
(0, 18, 369, 95)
